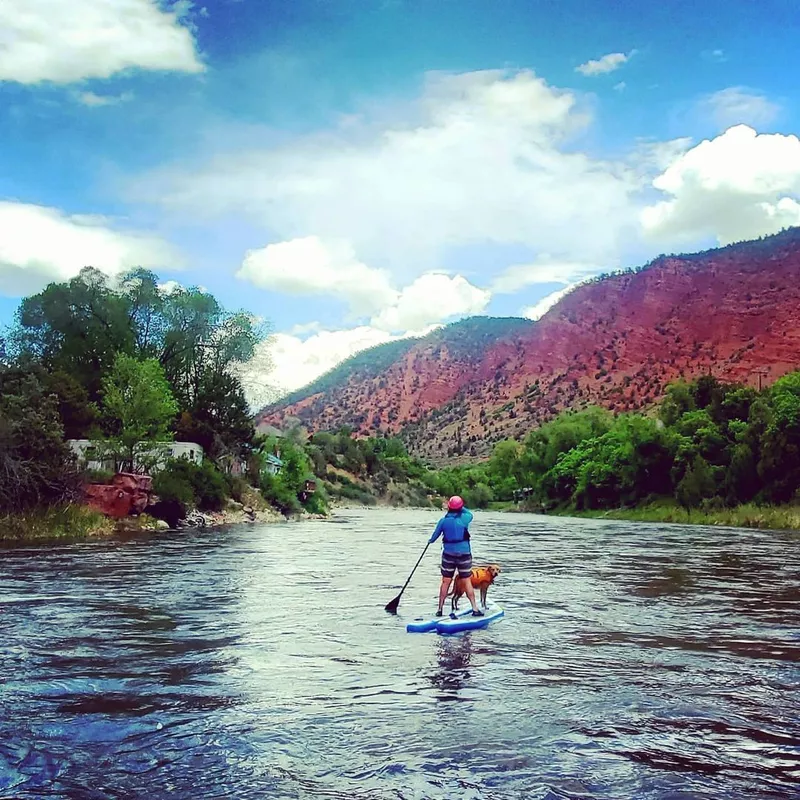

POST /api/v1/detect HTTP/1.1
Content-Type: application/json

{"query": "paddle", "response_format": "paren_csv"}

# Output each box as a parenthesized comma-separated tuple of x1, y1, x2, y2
(385, 541, 430, 614)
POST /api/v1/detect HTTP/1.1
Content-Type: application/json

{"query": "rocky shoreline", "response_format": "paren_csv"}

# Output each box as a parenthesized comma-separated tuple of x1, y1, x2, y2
(118, 501, 325, 535)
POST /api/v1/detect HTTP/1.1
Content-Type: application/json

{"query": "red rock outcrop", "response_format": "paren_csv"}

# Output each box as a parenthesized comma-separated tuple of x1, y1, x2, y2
(83, 473, 154, 518)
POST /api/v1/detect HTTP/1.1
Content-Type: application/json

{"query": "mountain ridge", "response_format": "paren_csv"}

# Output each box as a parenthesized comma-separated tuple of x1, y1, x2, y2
(259, 228, 800, 464)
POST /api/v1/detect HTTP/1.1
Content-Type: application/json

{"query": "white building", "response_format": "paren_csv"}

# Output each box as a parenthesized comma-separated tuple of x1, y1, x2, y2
(68, 440, 204, 474)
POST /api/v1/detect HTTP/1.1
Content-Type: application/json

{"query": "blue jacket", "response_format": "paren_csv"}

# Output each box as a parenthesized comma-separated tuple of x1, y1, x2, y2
(429, 508, 473, 555)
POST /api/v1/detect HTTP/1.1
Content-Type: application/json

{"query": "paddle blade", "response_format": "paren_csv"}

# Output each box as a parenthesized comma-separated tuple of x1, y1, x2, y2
(384, 595, 401, 614)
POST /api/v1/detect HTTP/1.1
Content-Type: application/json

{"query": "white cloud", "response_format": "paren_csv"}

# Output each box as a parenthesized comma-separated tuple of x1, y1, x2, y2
(522, 283, 580, 321)
(240, 324, 438, 405)
(156, 279, 207, 295)
(157, 280, 182, 295)
(237, 236, 397, 316)
(699, 87, 780, 129)
(641, 125, 800, 245)
(576, 51, 634, 76)
(614, 82, 627, 92)
(491, 258, 600, 294)
(0, 201, 178, 296)
(76, 90, 134, 107)
(138, 69, 638, 283)
(0, 0, 203, 85)
(371, 273, 490, 332)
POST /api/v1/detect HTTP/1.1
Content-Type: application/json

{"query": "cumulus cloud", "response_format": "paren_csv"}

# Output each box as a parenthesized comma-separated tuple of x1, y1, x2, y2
(641, 125, 800, 245)
(0, 201, 178, 296)
(576, 51, 634, 76)
(238, 235, 491, 331)
(237, 236, 396, 316)
(522, 283, 580, 321)
(699, 87, 780, 129)
(0, 0, 203, 85)
(371, 273, 490, 332)
(137, 69, 637, 282)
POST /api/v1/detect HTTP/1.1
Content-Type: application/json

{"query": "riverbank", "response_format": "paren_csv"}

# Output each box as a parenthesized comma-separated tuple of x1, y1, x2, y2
(550, 500, 800, 530)
(0, 505, 116, 543)
(0, 500, 308, 544)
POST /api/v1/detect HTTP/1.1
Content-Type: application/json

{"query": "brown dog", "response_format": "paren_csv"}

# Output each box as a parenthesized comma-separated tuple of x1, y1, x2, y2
(449, 564, 501, 611)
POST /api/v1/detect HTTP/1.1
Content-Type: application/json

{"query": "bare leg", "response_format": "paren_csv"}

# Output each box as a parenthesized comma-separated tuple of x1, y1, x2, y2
(437, 577, 452, 614)
(463, 578, 480, 613)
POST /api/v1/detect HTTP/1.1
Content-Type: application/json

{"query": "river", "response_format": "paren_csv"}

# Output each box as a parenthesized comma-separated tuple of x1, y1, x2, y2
(1, 508, 798, 799)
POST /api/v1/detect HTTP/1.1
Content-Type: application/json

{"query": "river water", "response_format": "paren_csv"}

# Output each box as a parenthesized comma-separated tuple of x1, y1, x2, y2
(1, 509, 798, 799)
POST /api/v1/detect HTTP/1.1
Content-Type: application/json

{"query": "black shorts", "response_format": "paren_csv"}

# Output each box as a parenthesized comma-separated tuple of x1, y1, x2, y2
(441, 551, 473, 579)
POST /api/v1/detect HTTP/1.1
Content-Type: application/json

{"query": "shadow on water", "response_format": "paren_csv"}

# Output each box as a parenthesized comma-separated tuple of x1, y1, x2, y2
(428, 634, 473, 698)
(1, 510, 798, 799)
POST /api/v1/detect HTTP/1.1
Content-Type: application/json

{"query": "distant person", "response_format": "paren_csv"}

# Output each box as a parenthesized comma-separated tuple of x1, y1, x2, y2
(429, 496, 483, 617)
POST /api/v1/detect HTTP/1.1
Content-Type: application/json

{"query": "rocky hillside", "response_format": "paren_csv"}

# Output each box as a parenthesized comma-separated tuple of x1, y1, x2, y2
(259, 228, 800, 464)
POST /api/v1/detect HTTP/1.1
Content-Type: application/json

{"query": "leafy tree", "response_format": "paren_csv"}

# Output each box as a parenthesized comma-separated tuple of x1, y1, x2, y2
(159, 287, 261, 408)
(175, 368, 254, 459)
(487, 440, 523, 500)
(13, 268, 264, 446)
(464, 482, 494, 509)
(676, 456, 715, 514)
(98, 354, 179, 473)
(43, 370, 99, 439)
(758, 372, 800, 503)
(0, 368, 80, 511)
(15, 268, 134, 399)
(659, 381, 695, 426)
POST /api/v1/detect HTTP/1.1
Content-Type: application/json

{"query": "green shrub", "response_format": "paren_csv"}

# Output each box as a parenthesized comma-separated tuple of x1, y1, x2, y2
(189, 461, 228, 511)
(260, 473, 303, 515)
(226, 474, 250, 504)
(302, 482, 329, 515)
(83, 468, 115, 485)
(464, 483, 494, 509)
(152, 458, 229, 512)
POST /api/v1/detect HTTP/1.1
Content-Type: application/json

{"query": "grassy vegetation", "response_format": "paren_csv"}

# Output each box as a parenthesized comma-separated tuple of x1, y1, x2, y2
(0, 504, 114, 542)
(487, 500, 517, 512)
(552, 499, 800, 531)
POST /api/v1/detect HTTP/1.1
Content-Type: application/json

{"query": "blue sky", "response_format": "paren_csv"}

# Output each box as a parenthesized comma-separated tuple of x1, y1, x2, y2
(1, 0, 798, 400)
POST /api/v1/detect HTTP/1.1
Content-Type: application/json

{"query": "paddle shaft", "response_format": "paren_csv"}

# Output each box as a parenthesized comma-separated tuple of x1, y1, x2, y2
(386, 541, 430, 612)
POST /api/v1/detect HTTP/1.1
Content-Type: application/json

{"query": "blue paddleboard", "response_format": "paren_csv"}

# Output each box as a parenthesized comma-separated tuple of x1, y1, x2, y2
(406, 604, 504, 633)
(435, 604, 504, 634)
(406, 606, 473, 633)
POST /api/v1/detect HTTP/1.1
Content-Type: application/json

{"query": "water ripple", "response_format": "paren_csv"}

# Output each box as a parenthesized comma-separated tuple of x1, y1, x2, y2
(1, 509, 798, 798)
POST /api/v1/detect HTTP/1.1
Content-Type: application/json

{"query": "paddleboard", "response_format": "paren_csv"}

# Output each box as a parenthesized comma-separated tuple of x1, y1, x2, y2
(406, 604, 504, 634)
(406, 605, 473, 633)
(435, 604, 504, 634)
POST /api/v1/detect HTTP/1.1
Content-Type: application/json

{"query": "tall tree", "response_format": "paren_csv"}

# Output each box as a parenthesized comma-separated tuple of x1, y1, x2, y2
(0, 367, 79, 511)
(99, 354, 179, 473)
(15, 268, 134, 399)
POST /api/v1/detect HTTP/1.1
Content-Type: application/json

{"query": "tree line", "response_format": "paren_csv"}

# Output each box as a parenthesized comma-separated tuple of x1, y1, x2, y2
(425, 373, 800, 514)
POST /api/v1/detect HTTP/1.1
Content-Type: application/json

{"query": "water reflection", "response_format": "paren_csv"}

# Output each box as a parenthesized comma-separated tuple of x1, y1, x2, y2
(429, 634, 473, 697)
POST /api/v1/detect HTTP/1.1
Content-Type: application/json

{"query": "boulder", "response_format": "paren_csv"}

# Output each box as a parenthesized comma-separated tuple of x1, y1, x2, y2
(83, 472, 154, 519)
